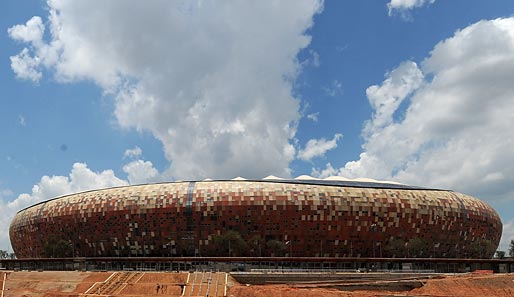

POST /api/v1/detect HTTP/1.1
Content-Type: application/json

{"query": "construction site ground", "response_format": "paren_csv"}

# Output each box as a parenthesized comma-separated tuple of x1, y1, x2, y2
(1, 270, 514, 296)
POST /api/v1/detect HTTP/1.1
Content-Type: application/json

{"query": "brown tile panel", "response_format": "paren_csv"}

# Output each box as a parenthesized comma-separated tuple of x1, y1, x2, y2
(9, 181, 501, 258)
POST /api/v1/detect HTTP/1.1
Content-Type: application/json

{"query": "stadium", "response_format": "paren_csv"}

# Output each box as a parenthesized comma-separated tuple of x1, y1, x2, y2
(9, 176, 502, 259)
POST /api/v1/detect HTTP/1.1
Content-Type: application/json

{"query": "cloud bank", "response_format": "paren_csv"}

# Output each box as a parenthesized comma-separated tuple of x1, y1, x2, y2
(311, 17, 514, 247)
(9, 0, 323, 180)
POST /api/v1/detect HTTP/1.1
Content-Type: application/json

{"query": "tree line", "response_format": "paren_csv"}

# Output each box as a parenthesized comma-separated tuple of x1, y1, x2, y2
(11, 234, 514, 258)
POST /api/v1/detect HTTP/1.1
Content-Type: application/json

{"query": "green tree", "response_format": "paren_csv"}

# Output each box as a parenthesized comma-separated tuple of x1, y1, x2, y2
(468, 239, 496, 258)
(266, 239, 286, 257)
(496, 250, 506, 259)
(247, 235, 263, 257)
(384, 238, 406, 258)
(42, 236, 73, 258)
(0, 249, 8, 259)
(211, 230, 247, 257)
(509, 240, 514, 257)
(407, 238, 428, 258)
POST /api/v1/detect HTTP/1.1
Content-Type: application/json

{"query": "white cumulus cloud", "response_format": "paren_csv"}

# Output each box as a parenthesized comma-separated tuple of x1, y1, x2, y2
(364, 61, 424, 136)
(10, 48, 43, 82)
(123, 146, 142, 159)
(7, 15, 57, 82)
(123, 160, 159, 185)
(387, 0, 436, 16)
(311, 162, 338, 179)
(8, 16, 45, 43)
(9, 0, 323, 180)
(298, 133, 342, 161)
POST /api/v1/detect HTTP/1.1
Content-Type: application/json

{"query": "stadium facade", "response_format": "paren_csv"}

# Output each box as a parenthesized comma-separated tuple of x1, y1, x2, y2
(9, 177, 502, 259)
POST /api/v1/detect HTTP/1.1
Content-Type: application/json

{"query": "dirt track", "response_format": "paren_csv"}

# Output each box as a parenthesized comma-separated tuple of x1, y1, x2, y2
(0, 271, 513, 296)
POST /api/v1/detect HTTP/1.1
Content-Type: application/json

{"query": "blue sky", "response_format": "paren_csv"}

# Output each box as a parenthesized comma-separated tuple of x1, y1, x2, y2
(1, 0, 514, 252)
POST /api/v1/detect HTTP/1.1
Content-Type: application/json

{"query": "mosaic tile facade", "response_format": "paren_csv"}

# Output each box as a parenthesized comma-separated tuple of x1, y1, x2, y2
(9, 180, 502, 258)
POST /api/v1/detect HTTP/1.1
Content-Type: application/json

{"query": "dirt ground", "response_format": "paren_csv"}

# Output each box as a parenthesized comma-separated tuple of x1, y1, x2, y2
(2, 271, 111, 297)
(1, 271, 513, 296)
(411, 273, 514, 296)
(118, 272, 187, 296)
(227, 273, 514, 297)
(71, 272, 113, 295)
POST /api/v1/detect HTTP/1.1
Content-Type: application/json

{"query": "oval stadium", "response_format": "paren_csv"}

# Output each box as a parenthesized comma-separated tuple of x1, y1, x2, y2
(9, 177, 502, 259)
